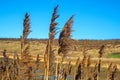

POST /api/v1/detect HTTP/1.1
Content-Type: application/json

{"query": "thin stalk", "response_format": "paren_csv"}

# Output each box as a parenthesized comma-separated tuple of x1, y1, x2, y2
(55, 57, 59, 80)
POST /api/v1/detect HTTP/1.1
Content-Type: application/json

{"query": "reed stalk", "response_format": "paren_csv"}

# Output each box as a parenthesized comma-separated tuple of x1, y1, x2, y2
(44, 5, 59, 80)
(86, 56, 91, 80)
(97, 45, 105, 80)
(107, 63, 113, 80)
(75, 63, 82, 80)
(74, 58, 80, 80)
(110, 65, 118, 80)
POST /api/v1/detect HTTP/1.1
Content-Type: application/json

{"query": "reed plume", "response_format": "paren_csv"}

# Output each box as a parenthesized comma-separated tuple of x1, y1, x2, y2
(3, 49, 7, 57)
(58, 15, 74, 56)
(21, 12, 32, 63)
(2, 50, 11, 80)
(3, 49, 9, 66)
(49, 5, 59, 42)
(98, 45, 105, 58)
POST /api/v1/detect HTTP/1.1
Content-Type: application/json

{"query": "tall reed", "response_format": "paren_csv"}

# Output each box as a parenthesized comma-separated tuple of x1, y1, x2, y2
(20, 13, 33, 79)
(44, 5, 59, 80)
(21, 12, 32, 63)
(97, 45, 105, 80)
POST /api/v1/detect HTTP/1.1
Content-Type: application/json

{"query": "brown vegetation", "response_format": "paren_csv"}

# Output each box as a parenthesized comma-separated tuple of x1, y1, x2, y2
(0, 5, 120, 80)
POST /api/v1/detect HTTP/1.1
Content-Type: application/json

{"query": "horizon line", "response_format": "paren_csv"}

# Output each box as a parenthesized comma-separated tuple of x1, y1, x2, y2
(0, 37, 120, 41)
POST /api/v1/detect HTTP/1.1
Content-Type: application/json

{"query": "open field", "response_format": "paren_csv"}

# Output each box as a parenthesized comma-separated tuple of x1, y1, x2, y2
(0, 38, 120, 58)
(0, 39, 120, 80)
(0, 39, 120, 68)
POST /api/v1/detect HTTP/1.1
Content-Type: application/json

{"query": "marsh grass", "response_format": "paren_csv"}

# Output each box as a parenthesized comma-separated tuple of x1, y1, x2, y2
(0, 5, 120, 80)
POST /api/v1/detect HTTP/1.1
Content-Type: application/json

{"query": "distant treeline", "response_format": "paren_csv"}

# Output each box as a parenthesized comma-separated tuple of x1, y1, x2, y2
(0, 38, 120, 48)
(78, 39, 120, 49)
(0, 38, 120, 41)
(0, 38, 48, 41)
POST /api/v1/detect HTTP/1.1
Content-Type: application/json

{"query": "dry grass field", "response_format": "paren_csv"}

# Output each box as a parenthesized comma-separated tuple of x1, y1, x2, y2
(0, 39, 120, 58)
(0, 39, 120, 70)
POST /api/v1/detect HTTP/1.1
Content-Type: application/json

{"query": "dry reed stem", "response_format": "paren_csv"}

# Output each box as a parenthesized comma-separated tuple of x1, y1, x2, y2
(110, 65, 118, 80)
(97, 45, 105, 80)
(86, 56, 91, 80)
(92, 63, 98, 80)
(44, 5, 59, 80)
(36, 54, 40, 70)
(44, 40, 51, 80)
(74, 58, 80, 80)
(75, 63, 82, 80)
(107, 63, 113, 80)
(56, 57, 65, 80)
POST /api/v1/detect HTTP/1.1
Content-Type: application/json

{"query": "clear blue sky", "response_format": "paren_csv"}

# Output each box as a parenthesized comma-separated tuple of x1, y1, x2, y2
(0, 0, 120, 39)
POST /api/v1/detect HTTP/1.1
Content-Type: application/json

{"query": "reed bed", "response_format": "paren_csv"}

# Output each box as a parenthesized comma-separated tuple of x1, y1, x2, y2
(0, 5, 120, 80)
